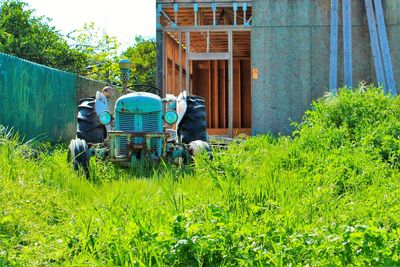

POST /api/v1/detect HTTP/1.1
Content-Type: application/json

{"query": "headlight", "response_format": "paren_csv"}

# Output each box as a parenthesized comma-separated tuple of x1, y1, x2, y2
(164, 110, 178, 125)
(99, 110, 112, 125)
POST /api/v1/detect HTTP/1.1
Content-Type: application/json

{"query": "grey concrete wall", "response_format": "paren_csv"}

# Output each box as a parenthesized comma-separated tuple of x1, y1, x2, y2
(252, 0, 400, 135)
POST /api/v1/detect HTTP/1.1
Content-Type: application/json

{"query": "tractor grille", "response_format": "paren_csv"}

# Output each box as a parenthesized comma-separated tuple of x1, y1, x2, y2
(116, 112, 162, 157)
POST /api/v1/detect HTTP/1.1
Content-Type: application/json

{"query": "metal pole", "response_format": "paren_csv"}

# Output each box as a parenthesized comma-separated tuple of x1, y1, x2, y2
(329, 0, 339, 93)
(374, 0, 397, 95)
(343, 0, 353, 88)
(364, 0, 386, 91)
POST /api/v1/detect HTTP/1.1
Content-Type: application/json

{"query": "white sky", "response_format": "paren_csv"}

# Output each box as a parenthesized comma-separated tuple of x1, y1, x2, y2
(24, 0, 156, 49)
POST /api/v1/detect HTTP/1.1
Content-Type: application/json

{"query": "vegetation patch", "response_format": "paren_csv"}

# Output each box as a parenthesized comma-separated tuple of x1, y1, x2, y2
(1, 86, 400, 265)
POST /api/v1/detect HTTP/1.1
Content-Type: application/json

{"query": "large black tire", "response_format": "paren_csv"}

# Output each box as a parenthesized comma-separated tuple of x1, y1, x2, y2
(76, 97, 106, 144)
(68, 138, 90, 172)
(178, 95, 208, 144)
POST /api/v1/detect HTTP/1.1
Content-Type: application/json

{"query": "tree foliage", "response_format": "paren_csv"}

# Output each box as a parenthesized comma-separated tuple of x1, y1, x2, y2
(0, 0, 86, 73)
(122, 36, 157, 88)
(68, 22, 121, 84)
(0, 0, 157, 87)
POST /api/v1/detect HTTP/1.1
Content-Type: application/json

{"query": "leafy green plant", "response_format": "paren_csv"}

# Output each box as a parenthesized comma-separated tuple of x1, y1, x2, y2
(1, 86, 400, 265)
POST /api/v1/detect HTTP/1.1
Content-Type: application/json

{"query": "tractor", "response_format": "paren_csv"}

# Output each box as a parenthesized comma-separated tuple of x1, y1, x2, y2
(67, 59, 210, 172)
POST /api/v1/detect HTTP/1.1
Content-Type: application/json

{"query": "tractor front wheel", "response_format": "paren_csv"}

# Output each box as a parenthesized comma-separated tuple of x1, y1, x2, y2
(68, 138, 91, 172)
(188, 140, 211, 156)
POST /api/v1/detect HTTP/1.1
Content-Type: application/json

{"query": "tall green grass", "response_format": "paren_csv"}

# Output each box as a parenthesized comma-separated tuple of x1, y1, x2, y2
(1, 86, 400, 266)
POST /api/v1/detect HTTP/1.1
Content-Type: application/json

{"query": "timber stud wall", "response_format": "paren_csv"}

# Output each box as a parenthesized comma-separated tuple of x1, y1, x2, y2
(157, 0, 252, 137)
(158, 0, 400, 136)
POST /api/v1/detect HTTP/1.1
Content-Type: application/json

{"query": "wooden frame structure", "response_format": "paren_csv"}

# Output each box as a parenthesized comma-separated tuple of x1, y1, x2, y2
(156, 0, 252, 137)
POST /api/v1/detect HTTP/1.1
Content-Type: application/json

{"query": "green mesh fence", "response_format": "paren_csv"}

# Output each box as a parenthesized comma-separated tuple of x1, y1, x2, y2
(0, 53, 78, 142)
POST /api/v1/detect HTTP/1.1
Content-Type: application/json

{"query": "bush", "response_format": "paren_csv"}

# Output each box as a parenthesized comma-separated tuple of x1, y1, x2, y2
(1, 86, 400, 265)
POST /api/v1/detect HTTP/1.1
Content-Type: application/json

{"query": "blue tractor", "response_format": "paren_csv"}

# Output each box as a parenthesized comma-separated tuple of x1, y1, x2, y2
(68, 60, 210, 171)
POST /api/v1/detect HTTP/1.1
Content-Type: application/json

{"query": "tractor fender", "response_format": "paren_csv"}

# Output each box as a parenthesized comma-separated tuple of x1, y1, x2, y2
(175, 91, 187, 129)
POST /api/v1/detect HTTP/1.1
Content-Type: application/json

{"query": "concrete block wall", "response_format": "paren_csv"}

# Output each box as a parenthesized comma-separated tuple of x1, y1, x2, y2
(252, 0, 400, 135)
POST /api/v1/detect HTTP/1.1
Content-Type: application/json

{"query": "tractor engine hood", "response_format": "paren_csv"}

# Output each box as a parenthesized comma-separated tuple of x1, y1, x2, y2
(114, 92, 162, 113)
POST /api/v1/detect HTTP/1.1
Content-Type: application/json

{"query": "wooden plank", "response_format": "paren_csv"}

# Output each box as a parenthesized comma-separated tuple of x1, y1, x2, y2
(213, 60, 219, 128)
(228, 30, 233, 137)
(241, 60, 252, 128)
(191, 60, 197, 96)
(233, 60, 241, 128)
(165, 34, 169, 94)
(343, 0, 353, 88)
(207, 128, 252, 136)
(171, 36, 176, 94)
(374, 0, 397, 95)
(219, 60, 227, 128)
(158, 1, 252, 9)
(329, 0, 339, 92)
(365, 0, 386, 91)
(179, 32, 183, 95)
(186, 31, 191, 94)
(188, 52, 230, 60)
(208, 60, 212, 128)
(163, 25, 251, 32)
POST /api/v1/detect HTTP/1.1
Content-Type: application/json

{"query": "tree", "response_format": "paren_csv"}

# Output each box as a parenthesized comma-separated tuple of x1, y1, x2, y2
(68, 22, 121, 84)
(0, 0, 86, 73)
(121, 36, 156, 88)
(0, 0, 157, 86)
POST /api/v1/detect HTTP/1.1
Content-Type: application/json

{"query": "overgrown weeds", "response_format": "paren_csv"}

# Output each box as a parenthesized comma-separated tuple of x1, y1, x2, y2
(1, 86, 400, 265)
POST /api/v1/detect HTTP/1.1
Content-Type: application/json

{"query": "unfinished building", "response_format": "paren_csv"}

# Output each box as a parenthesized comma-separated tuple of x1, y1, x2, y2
(156, 0, 400, 136)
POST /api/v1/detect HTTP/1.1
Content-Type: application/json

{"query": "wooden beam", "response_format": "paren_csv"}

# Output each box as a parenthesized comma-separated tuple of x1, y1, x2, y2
(220, 60, 227, 128)
(233, 60, 241, 128)
(159, 2, 252, 9)
(163, 25, 251, 32)
(186, 31, 191, 94)
(208, 60, 212, 128)
(228, 30, 233, 137)
(171, 36, 176, 94)
(165, 32, 169, 95)
(179, 32, 183, 94)
(213, 60, 219, 128)
(207, 128, 252, 137)
(188, 52, 230, 61)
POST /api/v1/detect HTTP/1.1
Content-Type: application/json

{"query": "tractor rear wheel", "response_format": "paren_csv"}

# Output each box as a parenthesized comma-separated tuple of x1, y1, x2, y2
(76, 97, 107, 143)
(178, 95, 208, 144)
(68, 138, 91, 172)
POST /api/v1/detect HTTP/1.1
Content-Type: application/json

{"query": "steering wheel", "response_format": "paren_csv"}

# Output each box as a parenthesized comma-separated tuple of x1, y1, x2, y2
(128, 84, 161, 95)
